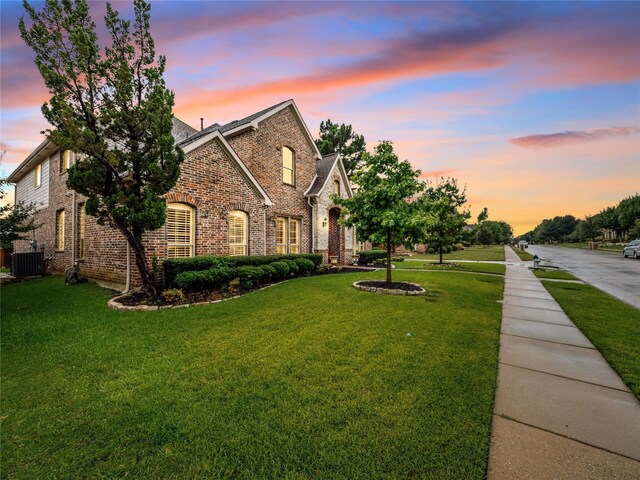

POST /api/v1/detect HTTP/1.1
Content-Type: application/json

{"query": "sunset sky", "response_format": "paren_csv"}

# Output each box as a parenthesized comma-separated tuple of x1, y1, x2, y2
(1, 1, 639, 235)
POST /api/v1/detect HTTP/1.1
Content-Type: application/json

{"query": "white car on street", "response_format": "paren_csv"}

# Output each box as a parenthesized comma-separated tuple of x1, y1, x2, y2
(622, 239, 640, 259)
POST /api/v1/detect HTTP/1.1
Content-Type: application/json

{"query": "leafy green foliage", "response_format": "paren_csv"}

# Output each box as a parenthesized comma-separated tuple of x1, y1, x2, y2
(315, 119, 366, 177)
(269, 261, 290, 280)
(476, 224, 494, 247)
(356, 249, 387, 265)
(19, 0, 183, 295)
(0, 174, 39, 248)
(418, 178, 471, 264)
(233, 266, 266, 291)
(334, 141, 426, 282)
(173, 266, 233, 293)
(164, 254, 322, 287)
(293, 257, 315, 274)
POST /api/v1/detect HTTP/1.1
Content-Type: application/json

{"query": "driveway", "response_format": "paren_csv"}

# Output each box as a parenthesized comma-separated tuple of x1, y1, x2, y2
(527, 245, 640, 309)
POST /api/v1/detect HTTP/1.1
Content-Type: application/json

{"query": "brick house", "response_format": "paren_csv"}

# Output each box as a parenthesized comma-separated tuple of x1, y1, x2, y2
(7, 99, 355, 288)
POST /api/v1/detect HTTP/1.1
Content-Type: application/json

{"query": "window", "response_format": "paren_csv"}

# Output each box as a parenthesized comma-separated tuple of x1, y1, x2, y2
(79, 204, 86, 258)
(276, 217, 287, 254)
(166, 203, 195, 258)
(282, 146, 295, 185)
(276, 217, 300, 254)
(333, 180, 340, 196)
(34, 163, 42, 188)
(229, 210, 248, 256)
(55, 209, 65, 250)
(290, 219, 300, 254)
(60, 150, 72, 173)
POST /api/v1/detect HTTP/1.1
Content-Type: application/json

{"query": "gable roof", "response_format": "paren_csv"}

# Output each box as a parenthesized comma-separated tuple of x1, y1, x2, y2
(304, 153, 353, 198)
(180, 129, 272, 206)
(178, 99, 322, 159)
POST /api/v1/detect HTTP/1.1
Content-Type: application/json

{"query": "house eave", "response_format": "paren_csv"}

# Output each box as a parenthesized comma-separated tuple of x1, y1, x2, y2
(6, 138, 57, 183)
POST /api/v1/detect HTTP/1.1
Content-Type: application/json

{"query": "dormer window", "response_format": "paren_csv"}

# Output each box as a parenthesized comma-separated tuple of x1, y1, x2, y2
(60, 150, 73, 173)
(282, 146, 295, 186)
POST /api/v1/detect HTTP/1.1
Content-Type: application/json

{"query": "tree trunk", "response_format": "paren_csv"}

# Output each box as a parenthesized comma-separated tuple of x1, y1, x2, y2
(439, 243, 443, 264)
(386, 231, 392, 283)
(116, 223, 158, 297)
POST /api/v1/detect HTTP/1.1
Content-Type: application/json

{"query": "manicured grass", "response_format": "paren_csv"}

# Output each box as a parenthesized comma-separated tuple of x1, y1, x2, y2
(1, 272, 503, 479)
(543, 282, 640, 399)
(394, 261, 506, 276)
(510, 246, 533, 260)
(531, 269, 580, 281)
(410, 245, 506, 262)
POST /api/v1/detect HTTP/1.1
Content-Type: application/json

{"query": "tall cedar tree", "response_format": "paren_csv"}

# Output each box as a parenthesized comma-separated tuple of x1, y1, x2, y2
(333, 141, 426, 282)
(419, 178, 471, 264)
(20, 0, 184, 295)
(315, 120, 366, 178)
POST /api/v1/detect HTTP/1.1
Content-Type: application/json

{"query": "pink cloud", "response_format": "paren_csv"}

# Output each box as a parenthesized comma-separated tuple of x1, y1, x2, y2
(420, 169, 458, 179)
(510, 127, 640, 149)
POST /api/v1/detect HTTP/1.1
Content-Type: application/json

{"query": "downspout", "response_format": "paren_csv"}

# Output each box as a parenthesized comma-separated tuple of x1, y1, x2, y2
(263, 205, 267, 255)
(307, 196, 315, 252)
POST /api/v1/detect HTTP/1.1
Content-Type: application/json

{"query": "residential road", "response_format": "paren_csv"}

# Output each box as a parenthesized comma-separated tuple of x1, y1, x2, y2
(527, 244, 640, 309)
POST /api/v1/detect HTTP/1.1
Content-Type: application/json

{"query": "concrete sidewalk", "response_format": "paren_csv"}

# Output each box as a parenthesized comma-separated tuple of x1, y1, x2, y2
(488, 246, 640, 479)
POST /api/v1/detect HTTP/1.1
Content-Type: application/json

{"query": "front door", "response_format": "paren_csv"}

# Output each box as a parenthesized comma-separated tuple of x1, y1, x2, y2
(328, 208, 341, 261)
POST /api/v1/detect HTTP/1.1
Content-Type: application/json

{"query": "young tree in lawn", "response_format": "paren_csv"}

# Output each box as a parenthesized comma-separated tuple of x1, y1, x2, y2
(20, 0, 184, 296)
(477, 207, 488, 224)
(476, 223, 494, 248)
(333, 141, 426, 283)
(419, 178, 471, 264)
(315, 120, 366, 178)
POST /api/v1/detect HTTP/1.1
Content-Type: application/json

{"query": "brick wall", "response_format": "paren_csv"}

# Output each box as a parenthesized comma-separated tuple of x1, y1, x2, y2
(227, 106, 315, 254)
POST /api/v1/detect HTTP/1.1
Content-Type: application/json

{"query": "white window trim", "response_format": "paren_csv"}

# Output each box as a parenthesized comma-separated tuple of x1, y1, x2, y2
(166, 203, 195, 258)
(228, 210, 248, 256)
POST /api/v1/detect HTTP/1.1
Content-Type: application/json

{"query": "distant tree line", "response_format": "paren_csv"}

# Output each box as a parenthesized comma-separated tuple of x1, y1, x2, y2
(517, 195, 640, 244)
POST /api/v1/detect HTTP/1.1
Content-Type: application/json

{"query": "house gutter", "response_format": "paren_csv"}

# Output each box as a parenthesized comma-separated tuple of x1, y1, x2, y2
(307, 196, 315, 252)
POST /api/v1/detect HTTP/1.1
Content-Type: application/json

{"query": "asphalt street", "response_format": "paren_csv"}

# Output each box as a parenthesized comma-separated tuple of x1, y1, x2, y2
(527, 244, 640, 309)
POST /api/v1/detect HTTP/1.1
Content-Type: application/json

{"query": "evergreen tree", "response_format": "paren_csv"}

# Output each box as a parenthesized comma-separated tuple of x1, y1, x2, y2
(20, 0, 184, 295)
(0, 173, 39, 249)
(315, 120, 366, 178)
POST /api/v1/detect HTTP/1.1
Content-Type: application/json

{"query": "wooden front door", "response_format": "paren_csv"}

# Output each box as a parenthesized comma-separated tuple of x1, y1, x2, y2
(328, 208, 341, 260)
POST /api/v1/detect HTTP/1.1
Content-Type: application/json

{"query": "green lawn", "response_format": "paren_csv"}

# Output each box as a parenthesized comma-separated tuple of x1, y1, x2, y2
(410, 245, 506, 262)
(394, 261, 506, 276)
(511, 246, 533, 260)
(1, 272, 503, 479)
(543, 282, 640, 399)
(531, 269, 580, 281)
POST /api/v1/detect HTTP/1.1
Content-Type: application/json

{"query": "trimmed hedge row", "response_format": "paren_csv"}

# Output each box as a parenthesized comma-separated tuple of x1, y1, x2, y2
(164, 253, 323, 287)
(357, 249, 387, 265)
(173, 258, 319, 293)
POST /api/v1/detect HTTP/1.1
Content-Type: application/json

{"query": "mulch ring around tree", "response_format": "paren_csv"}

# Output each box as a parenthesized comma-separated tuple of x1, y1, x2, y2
(353, 280, 427, 296)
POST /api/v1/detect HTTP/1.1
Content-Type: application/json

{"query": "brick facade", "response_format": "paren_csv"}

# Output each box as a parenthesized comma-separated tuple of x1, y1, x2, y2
(11, 100, 354, 288)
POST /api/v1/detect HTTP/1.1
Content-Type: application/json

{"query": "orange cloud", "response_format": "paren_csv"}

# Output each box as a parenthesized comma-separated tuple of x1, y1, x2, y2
(510, 127, 640, 149)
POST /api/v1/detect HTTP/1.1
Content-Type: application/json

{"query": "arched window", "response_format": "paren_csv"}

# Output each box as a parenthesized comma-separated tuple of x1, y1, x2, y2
(282, 146, 295, 185)
(166, 203, 195, 258)
(229, 210, 248, 256)
(333, 180, 340, 196)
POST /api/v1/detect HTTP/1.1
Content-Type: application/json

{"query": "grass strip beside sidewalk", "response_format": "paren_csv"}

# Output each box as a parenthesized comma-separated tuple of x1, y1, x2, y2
(543, 281, 640, 399)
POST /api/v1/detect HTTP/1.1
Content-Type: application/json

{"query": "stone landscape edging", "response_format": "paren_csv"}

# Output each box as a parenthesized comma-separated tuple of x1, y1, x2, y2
(107, 279, 290, 311)
(352, 280, 427, 296)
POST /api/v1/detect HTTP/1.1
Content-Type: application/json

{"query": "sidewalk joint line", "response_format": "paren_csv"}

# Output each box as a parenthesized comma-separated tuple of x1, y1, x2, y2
(499, 362, 631, 394)
(502, 316, 577, 328)
(500, 332, 595, 350)
(493, 414, 640, 463)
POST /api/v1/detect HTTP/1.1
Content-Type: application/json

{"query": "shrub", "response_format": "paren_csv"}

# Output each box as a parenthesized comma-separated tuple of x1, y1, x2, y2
(270, 261, 290, 280)
(392, 256, 404, 262)
(456, 243, 465, 251)
(258, 264, 276, 282)
(282, 259, 299, 275)
(164, 253, 322, 286)
(174, 266, 233, 293)
(358, 249, 387, 265)
(451, 245, 458, 251)
(294, 258, 315, 274)
(233, 266, 265, 291)
(462, 241, 471, 247)
(160, 288, 185, 304)
(445, 245, 453, 253)
(428, 247, 435, 254)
